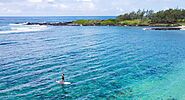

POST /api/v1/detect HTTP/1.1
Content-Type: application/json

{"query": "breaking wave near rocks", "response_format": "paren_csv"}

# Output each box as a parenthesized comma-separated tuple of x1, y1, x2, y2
(0, 23, 47, 34)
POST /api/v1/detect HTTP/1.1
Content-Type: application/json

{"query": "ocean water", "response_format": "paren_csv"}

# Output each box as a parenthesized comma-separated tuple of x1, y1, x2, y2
(1, 16, 185, 100)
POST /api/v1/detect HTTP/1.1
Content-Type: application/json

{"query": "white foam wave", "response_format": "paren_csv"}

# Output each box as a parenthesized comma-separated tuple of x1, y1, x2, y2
(179, 26, 185, 30)
(0, 23, 47, 34)
(9, 22, 28, 26)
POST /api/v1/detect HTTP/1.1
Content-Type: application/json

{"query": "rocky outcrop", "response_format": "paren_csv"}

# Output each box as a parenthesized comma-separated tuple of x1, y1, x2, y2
(26, 22, 81, 26)
(143, 27, 182, 30)
(23, 22, 185, 31)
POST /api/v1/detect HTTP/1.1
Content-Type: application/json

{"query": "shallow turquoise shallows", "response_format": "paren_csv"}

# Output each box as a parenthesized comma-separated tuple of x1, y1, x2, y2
(1, 17, 185, 100)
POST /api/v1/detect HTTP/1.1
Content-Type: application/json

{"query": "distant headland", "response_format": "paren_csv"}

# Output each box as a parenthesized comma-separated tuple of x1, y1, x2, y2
(25, 8, 185, 30)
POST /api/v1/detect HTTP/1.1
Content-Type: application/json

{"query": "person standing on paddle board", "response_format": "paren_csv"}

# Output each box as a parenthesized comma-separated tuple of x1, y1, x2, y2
(56, 73, 70, 84)
(62, 73, 65, 82)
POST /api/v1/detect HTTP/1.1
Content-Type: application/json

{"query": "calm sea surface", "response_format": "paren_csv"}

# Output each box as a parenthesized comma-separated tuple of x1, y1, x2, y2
(1, 16, 185, 100)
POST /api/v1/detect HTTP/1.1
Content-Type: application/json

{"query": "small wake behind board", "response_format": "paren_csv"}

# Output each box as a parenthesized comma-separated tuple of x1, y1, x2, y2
(56, 80, 71, 85)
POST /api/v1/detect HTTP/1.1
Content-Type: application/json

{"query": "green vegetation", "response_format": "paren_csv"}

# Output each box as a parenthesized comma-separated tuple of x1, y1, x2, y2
(73, 19, 118, 26)
(100, 19, 117, 26)
(118, 19, 150, 26)
(72, 8, 185, 26)
(151, 9, 185, 24)
(179, 23, 185, 26)
(116, 9, 154, 21)
(73, 20, 101, 25)
(117, 8, 185, 25)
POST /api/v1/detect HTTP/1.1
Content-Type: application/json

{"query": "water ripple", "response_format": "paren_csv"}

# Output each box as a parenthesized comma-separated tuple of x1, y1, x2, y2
(1, 25, 185, 99)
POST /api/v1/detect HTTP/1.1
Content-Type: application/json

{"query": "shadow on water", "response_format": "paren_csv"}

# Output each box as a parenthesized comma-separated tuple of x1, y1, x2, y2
(50, 84, 72, 100)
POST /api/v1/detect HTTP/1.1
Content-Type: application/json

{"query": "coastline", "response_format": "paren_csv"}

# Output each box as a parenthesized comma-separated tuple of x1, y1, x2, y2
(25, 21, 184, 27)
(13, 8, 185, 30)
(23, 21, 185, 30)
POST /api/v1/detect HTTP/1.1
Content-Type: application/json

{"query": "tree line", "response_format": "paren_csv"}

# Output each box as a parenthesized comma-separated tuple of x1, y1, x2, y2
(116, 8, 185, 24)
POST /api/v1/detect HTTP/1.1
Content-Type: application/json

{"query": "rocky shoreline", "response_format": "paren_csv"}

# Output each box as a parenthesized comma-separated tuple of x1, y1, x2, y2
(26, 22, 81, 26)
(144, 27, 181, 30)
(143, 26, 185, 30)
(23, 22, 185, 30)
(24, 21, 149, 26)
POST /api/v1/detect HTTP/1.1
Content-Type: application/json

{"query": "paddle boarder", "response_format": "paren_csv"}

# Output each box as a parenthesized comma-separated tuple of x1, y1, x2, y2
(56, 73, 71, 84)
(62, 73, 65, 82)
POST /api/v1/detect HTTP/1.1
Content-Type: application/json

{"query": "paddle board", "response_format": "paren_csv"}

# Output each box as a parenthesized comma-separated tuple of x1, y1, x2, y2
(56, 80, 71, 85)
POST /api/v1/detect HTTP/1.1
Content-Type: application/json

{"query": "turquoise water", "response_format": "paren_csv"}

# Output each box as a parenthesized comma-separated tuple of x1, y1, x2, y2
(1, 17, 185, 100)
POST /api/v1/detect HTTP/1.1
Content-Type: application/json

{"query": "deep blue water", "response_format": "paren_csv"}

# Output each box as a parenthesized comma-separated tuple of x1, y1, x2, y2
(1, 16, 185, 100)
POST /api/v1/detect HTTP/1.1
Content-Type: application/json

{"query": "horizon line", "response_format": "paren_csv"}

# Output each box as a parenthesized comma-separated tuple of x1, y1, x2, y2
(0, 15, 117, 17)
